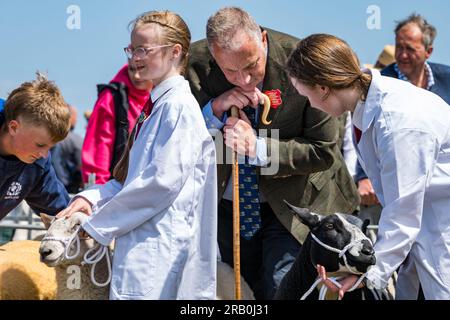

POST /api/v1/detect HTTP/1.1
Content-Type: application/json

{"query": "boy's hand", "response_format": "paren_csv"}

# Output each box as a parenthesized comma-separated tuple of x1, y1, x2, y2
(56, 196, 92, 219)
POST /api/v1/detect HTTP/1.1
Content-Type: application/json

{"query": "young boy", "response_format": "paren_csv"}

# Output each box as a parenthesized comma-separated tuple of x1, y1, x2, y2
(0, 74, 71, 221)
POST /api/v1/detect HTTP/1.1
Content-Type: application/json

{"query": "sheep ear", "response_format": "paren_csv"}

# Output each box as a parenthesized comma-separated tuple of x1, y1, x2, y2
(71, 211, 89, 227)
(40, 213, 54, 230)
(362, 219, 370, 235)
(283, 200, 321, 228)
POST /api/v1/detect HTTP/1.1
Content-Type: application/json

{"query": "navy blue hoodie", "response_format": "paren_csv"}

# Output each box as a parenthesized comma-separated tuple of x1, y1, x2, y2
(0, 105, 69, 220)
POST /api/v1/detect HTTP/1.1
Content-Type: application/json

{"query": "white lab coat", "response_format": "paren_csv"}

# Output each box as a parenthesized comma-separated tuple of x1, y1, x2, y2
(353, 69, 450, 299)
(78, 75, 218, 300)
(342, 111, 358, 179)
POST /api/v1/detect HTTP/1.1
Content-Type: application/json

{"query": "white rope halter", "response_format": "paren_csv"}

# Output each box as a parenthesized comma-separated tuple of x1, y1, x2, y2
(42, 226, 112, 287)
(300, 233, 370, 300)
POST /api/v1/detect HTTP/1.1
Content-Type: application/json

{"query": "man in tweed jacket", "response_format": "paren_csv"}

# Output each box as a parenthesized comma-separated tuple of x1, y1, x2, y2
(187, 7, 359, 299)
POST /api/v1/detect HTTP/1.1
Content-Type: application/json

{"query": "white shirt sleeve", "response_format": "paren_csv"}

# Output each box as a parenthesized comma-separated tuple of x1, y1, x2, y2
(365, 128, 438, 289)
(342, 112, 357, 179)
(248, 137, 269, 167)
(74, 179, 123, 211)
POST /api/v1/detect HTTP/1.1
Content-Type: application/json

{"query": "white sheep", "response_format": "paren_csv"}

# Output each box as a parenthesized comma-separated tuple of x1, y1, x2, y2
(39, 212, 254, 300)
(0, 212, 254, 300)
(39, 212, 110, 300)
(0, 240, 56, 299)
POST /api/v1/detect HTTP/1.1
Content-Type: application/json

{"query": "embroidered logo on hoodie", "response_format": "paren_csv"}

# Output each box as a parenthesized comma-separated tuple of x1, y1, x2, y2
(5, 181, 22, 200)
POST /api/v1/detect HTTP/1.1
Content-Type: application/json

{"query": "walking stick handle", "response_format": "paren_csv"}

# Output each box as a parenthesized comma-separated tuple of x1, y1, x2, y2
(230, 105, 242, 300)
(260, 93, 272, 125)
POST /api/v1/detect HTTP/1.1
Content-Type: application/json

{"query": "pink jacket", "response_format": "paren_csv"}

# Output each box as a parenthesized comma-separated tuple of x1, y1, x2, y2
(81, 65, 151, 184)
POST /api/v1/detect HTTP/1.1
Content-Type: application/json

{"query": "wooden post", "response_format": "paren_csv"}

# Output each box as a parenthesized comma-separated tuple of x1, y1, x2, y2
(230, 106, 242, 300)
(230, 95, 270, 299)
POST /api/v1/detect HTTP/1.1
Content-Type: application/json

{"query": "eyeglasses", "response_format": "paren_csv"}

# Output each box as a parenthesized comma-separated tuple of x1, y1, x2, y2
(124, 45, 172, 59)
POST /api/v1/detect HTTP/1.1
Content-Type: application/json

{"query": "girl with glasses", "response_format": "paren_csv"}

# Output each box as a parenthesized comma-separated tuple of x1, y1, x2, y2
(57, 11, 218, 300)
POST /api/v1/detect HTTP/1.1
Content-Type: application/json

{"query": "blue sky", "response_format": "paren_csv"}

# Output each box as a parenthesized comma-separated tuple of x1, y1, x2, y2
(1, 0, 450, 136)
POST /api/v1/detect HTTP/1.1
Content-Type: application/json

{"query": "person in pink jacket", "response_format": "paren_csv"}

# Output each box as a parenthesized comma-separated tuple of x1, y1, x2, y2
(81, 64, 152, 184)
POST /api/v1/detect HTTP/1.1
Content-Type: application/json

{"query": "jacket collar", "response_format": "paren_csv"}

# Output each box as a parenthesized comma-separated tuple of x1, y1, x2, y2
(353, 69, 384, 133)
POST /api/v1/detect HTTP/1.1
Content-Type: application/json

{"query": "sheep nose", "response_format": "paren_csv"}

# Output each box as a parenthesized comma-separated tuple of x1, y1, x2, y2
(40, 248, 53, 260)
(361, 240, 374, 256)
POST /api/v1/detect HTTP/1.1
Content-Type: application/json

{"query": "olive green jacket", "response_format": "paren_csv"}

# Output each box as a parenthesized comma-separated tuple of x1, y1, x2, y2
(187, 28, 359, 243)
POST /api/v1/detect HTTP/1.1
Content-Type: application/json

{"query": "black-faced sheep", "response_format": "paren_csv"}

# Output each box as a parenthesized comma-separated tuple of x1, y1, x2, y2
(274, 202, 390, 300)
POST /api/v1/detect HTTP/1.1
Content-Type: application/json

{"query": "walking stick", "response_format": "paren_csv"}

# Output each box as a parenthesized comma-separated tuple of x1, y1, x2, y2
(230, 94, 271, 300)
(230, 105, 242, 300)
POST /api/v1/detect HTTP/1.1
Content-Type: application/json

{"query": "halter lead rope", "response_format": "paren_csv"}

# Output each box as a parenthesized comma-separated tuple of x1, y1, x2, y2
(42, 226, 112, 287)
(300, 233, 371, 300)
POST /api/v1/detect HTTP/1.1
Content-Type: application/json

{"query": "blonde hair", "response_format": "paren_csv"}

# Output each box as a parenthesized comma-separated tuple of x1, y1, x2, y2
(114, 11, 191, 183)
(129, 10, 191, 75)
(287, 34, 371, 100)
(4, 73, 70, 142)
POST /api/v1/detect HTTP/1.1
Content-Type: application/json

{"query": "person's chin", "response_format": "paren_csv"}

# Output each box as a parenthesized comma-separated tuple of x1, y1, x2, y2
(131, 75, 151, 89)
(133, 79, 150, 90)
(397, 63, 411, 73)
(129, 73, 141, 83)
(22, 157, 37, 164)
(239, 84, 258, 92)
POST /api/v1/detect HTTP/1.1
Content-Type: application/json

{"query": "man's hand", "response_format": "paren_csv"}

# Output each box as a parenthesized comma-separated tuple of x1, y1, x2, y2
(211, 87, 264, 119)
(224, 110, 257, 158)
(56, 196, 93, 219)
(358, 178, 379, 206)
(317, 265, 363, 299)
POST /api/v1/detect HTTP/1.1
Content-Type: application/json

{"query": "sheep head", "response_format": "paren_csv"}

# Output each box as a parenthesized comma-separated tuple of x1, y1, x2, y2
(39, 212, 95, 267)
(284, 200, 376, 274)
